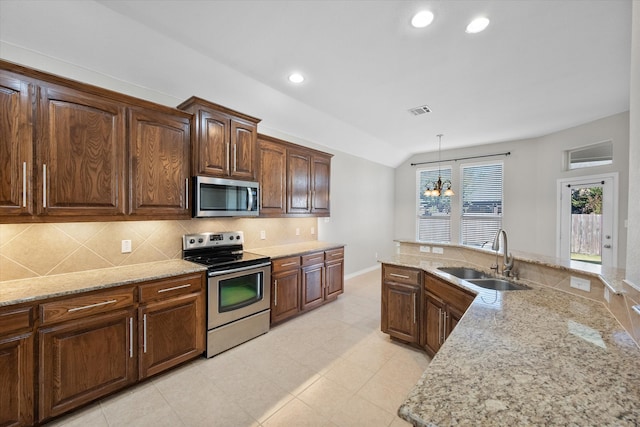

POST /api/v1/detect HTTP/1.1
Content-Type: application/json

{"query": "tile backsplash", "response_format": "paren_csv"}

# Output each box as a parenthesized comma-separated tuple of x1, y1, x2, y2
(0, 217, 317, 282)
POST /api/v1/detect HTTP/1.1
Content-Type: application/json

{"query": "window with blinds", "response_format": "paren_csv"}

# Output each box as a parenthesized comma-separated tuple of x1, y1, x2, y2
(416, 167, 452, 243)
(461, 162, 503, 247)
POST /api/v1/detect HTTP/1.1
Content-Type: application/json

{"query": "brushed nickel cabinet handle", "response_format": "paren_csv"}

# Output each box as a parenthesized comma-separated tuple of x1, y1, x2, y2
(280, 262, 298, 267)
(22, 162, 27, 207)
(185, 178, 189, 208)
(42, 164, 47, 208)
(67, 299, 117, 313)
(274, 280, 278, 306)
(157, 283, 191, 293)
(129, 317, 133, 358)
(413, 294, 417, 324)
(143, 313, 148, 353)
(330, 252, 342, 257)
(390, 273, 410, 279)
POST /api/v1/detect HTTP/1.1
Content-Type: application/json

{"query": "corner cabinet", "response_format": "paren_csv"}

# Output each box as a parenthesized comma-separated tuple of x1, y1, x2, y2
(128, 107, 191, 218)
(257, 134, 333, 217)
(177, 96, 260, 180)
(381, 265, 422, 344)
(0, 305, 35, 427)
(423, 273, 475, 357)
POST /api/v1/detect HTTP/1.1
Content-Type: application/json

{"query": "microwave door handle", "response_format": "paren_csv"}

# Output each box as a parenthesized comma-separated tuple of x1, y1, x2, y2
(247, 187, 254, 211)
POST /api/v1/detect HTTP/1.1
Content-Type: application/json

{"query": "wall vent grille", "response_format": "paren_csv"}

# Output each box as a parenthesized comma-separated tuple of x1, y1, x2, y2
(409, 105, 432, 116)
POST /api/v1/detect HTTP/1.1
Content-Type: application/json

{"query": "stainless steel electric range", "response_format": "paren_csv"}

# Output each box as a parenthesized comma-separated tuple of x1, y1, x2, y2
(182, 231, 271, 358)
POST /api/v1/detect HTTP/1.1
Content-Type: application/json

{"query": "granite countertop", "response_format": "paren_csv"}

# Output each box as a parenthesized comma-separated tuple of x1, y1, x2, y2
(0, 260, 207, 307)
(380, 254, 640, 426)
(247, 241, 344, 259)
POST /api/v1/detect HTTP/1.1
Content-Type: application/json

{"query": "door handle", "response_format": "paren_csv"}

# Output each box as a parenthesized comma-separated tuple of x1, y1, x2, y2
(604, 244, 612, 249)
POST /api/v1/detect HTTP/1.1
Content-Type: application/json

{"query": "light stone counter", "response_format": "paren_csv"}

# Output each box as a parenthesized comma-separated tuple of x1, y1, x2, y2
(247, 241, 344, 259)
(380, 254, 640, 426)
(0, 259, 207, 307)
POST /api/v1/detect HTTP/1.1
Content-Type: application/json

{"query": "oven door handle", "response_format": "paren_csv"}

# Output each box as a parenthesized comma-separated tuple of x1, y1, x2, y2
(208, 261, 271, 277)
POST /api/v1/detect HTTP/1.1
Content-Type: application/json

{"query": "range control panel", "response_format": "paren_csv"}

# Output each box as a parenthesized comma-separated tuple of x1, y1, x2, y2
(182, 231, 244, 250)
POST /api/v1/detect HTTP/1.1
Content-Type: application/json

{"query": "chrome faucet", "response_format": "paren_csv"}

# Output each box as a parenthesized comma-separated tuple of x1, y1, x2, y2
(491, 229, 514, 277)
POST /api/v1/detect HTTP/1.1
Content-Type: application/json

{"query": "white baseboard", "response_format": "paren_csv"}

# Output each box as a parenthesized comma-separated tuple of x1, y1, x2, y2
(345, 264, 381, 281)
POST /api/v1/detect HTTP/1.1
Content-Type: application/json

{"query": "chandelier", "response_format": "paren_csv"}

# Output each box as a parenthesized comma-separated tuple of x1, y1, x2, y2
(423, 134, 454, 197)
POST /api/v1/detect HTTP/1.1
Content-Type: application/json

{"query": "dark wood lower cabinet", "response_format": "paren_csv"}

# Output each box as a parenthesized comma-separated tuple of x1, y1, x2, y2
(423, 291, 446, 355)
(272, 268, 301, 324)
(301, 262, 325, 311)
(0, 332, 34, 427)
(139, 292, 204, 379)
(383, 282, 420, 344)
(38, 309, 136, 422)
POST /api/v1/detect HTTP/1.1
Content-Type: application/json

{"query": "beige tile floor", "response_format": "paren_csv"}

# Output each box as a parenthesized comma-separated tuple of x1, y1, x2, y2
(46, 268, 431, 427)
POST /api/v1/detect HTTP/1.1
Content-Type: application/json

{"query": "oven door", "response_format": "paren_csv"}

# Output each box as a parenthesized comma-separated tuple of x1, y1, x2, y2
(208, 263, 271, 329)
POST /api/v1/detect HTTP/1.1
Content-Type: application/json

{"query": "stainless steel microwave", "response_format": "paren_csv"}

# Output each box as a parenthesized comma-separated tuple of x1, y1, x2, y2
(193, 176, 259, 218)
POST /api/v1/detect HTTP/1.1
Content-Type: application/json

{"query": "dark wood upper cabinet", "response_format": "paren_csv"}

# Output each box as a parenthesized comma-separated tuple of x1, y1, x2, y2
(257, 137, 287, 215)
(311, 154, 331, 215)
(287, 149, 312, 214)
(0, 70, 33, 217)
(37, 84, 126, 217)
(128, 107, 191, 218)
(178, 96, 260, 180)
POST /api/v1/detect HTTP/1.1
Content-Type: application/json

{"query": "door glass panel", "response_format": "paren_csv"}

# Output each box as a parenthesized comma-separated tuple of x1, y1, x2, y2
(570, 186, 602, 265)
(218, 272, 263, 312)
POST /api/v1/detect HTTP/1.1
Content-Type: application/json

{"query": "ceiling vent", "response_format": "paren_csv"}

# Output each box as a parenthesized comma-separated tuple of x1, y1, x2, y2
(409, 105, 432, 116)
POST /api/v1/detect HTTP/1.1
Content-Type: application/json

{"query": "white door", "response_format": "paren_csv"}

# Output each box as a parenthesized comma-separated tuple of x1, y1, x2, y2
(558, 174, 617, 268)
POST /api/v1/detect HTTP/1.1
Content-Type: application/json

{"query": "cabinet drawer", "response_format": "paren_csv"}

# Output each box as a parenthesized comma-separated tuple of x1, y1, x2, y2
(272, 256, 301, 273)
(302, 251, 325, 267)
(383, 265, 421, 285)
(425, 274, 475, 312)
(139, 273, 203, 303)
(325, 247, 344, 261)
(0, 305, 35, 335)
(40, 288, 134, 325)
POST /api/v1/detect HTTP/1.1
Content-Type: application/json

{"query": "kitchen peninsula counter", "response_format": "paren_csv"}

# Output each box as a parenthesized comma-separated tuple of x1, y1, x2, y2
(0, 259, 207, 307)
(380, 253, 640, 426)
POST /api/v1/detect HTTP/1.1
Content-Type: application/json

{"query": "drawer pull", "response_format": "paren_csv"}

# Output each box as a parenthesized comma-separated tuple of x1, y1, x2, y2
(157, 283, 191, 293)
(280, 262, 298, 267)
(67, 299, 117, 313)
(330, 253, 342, 257)
(309, 257, 322, 261)
(390, 273, 410, 279)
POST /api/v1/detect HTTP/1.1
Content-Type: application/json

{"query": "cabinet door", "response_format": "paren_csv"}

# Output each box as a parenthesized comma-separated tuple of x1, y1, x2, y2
(257, 138, 287, 216)
(230, 119, 256, 180)
(325, 258, 344, 300)
(196, 110, 229, 176)
(271, 269, 300, 324)
(38, 85, 126, 217)
(301, 264, 324, 311)
(139, 292, 204, 379)
(0, 333, 34, 427)
(287, 150, 311, 214)
(0, 71, 33, 217)
(446, 304, 466, 338)
(311, 155, 331, 215)
(38, 309, 136, 421)
(128, 107, 190, 217)
(423, 291, 445, 356)
(383, 282, 420, 344)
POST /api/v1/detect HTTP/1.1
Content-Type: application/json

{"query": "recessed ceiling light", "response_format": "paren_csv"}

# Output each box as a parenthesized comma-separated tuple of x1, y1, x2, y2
(288, 72, 304, 83)
(411, 10, 434, 28)
(466, 17, 490, 33)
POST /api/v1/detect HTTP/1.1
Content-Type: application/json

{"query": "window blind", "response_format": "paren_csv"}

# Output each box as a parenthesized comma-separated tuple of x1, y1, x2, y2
(417, 167, 452, 243)
(461, 162, 503, 247)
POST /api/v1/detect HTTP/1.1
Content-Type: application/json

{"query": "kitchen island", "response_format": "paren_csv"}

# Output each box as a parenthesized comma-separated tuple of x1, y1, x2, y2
(381, 250, 640, 426)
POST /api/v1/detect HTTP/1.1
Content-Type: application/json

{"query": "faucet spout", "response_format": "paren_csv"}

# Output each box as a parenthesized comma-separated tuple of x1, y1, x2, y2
(492, 229, 514, 277)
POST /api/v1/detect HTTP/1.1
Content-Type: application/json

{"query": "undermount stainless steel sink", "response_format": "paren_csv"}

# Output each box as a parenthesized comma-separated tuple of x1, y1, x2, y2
(467, 278, 530, 291)
(437, 267, 492, 280)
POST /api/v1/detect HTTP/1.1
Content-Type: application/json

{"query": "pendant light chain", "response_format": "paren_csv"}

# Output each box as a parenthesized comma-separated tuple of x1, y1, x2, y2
(423, 134, 455, 197)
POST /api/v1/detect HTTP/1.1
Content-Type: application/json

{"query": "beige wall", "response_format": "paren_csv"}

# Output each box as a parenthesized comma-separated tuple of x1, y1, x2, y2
(395, 112, 630, 268)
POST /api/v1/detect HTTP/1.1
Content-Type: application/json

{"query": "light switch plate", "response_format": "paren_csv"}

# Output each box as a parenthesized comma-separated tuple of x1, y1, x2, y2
(121, 240, 132, 253)
(260, 230, 266, 240)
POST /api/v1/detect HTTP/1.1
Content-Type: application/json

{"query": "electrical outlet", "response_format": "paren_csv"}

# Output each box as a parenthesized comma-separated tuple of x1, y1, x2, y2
(570, 276, 591, 292)
(420, 246, 430, 253)
(121, 240, 132, 253)
(604, 287, 610, 303)
(260, 230, 266, 240)
(296, 228, 300, 236)
(432, 247, 444, 254)
(311, 227, 315, 235)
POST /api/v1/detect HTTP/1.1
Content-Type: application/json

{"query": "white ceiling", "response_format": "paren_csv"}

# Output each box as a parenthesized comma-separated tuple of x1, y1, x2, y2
(0, 0, 633, 167)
